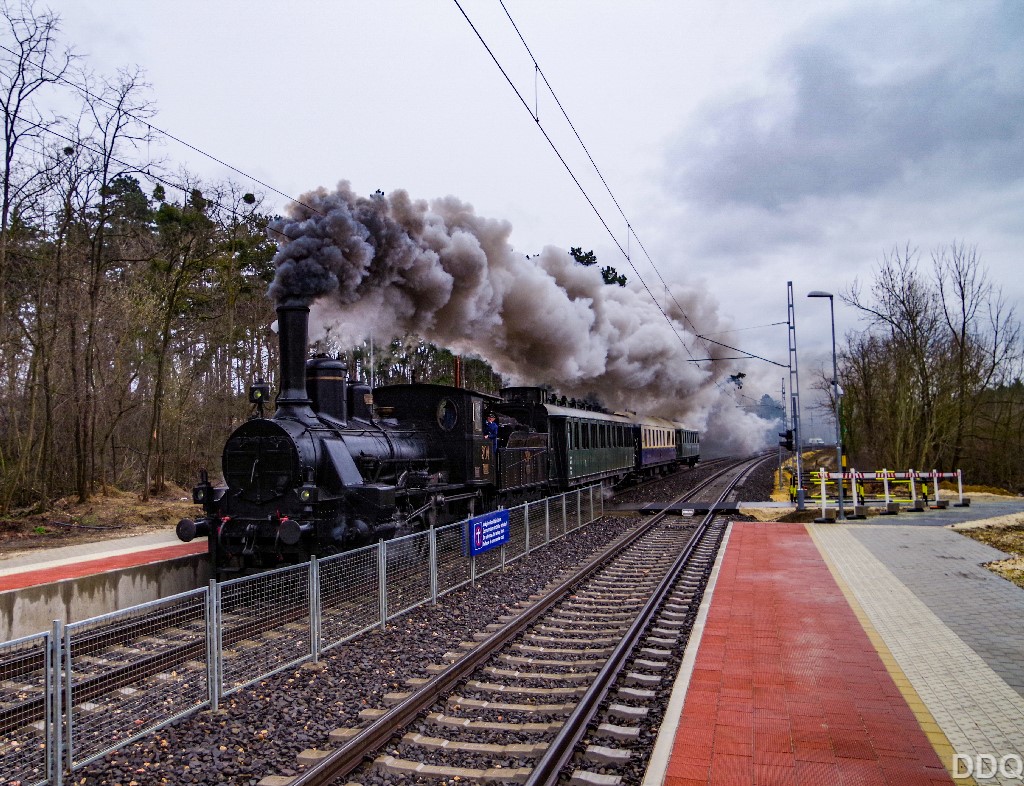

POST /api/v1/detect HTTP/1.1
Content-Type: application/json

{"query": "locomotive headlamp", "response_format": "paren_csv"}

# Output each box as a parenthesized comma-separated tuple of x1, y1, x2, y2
(248, 379, 271, 404)
(192, 469, 215, 506)
(297, 485, 319, 504)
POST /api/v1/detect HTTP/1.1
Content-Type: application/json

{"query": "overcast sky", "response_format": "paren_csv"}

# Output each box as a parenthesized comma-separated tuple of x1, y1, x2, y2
(46, 0, 1024, 437)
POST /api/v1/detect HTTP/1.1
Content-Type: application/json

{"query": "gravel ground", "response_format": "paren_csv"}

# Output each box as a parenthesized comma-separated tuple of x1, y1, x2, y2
(74, 517, 638, 785)
(614, 454, 776, 510)
(71, 461, 776, 785)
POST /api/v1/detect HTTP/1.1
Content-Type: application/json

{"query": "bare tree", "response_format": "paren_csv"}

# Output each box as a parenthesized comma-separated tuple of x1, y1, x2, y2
(0, 0, 73, 325)
(842, 242, 1023, 481)
(933, 241, 1020, 467)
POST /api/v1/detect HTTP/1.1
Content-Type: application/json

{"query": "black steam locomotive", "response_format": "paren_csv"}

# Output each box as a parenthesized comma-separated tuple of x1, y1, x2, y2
(177, 300, 699, 575)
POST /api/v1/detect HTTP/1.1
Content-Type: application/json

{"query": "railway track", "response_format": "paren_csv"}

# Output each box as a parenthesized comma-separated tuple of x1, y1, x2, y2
(281, 455, 764, 785)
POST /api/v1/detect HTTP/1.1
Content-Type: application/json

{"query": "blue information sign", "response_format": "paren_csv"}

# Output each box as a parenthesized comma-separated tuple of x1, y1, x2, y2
(466, 509, 510, 556)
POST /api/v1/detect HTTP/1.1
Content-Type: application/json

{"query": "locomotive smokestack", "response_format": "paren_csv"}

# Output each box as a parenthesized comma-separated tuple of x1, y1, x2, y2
(276, 299, 314, 415)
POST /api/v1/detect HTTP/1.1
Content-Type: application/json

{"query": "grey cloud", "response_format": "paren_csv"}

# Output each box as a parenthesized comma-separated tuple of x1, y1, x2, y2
(669, 2, 1024, 209)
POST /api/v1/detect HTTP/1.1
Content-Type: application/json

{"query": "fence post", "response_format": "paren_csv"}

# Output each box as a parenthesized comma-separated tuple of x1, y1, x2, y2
(561, 492, 567, 535)
(883, 469, 891, 506)
(576, 489, 582, 530)
(309, 557, 321, 662)
(378, 542, 388, 628)
(50, 619, 64, 786)
(909, 470, 918, 509)
(850, 469, 859, 507)
(524, 502, 531, 555)
(206, 579, 221, 711)
(957, 469, 965, 505)
(820, 467, 827, 519)
(429, 528, 438, 604)
(932, 470, 941, 506)
(544, 498, 550, 545)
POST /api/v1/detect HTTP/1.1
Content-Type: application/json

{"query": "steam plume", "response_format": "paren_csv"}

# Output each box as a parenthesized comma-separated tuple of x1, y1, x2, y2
(268, 182, 761, 440)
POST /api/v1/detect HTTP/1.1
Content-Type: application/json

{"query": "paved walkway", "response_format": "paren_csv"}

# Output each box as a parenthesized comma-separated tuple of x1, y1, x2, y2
(813, 523, 1024, 786)
(659, 522, 954, 786)
(0, 529, 205, 591)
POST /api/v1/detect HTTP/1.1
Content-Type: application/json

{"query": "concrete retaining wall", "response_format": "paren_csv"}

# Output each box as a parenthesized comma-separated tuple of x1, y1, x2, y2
(1, 553, 211, 641)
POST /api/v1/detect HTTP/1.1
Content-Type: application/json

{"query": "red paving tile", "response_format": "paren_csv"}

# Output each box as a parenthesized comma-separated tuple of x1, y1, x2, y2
(0, 541, 207, 592)
(662, 522, 954, 786)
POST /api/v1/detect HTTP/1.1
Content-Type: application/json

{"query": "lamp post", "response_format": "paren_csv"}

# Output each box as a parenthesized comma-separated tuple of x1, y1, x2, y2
(807, 290, 846, 521)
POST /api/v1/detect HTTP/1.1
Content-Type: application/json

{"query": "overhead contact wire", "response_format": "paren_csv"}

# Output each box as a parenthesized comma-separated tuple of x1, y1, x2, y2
(0, 42, 323, 220)
(490, 3, 786, 369)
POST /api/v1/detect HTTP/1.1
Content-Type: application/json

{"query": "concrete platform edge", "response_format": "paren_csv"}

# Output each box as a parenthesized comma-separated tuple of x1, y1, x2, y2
(806, 523, 975, 785)
(641, 522, 732, 786)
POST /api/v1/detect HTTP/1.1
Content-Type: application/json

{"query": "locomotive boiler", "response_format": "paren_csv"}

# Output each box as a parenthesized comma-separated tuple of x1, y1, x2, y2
(178, 299, 700, 576)
(177, 299, 500, 575)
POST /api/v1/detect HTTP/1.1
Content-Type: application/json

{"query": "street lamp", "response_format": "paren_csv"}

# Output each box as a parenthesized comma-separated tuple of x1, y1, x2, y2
(807, 290, 846, 521)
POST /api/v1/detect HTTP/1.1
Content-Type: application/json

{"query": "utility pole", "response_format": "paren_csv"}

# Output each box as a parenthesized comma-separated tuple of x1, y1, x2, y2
(787, 282, 805, 510)
(778, 377, 786, 490)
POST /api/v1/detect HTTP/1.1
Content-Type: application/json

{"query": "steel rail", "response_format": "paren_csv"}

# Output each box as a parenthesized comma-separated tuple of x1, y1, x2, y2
(288, 458, 757, 786)
(524, 455, 765, 785)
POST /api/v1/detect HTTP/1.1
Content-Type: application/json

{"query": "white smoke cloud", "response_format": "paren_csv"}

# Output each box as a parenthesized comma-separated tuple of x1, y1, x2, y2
(268, 182, 777, 444)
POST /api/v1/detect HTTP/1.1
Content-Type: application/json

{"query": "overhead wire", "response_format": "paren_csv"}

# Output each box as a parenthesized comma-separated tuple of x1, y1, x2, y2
(0, 41, 323, 222)
(6, 24, 784, 371)
(11, 116, 294, 242)
(467, 1, 786, 370)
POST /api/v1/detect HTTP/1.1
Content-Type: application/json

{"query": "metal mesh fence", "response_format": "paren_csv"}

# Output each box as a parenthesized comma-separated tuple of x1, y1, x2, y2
(219, 563, 310, 696)
(436, 520, 471, 597)
(319, 544, 381, 650)
(12, 485, 604, 780)
(383, 531, 432, 621)
(527, 498, 549, 553)
(549, 494, 567, 540)
(565, 490, 581, 531)
(474, 542, 502, 578)
(505, 505, 528, 563)
(64, 588, 209, 770)
(584, 486, 598, 522)
(0, 632, 50, 786)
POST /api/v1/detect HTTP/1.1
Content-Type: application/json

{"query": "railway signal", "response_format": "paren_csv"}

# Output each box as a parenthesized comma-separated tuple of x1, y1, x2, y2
(779, 429, 794, 451)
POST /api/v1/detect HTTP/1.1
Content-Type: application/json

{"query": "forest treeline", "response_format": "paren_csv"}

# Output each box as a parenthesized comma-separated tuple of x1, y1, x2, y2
(3, 3, 1023, 517)
(0, 2, 501, 512)
(828, 242, 1024, 490)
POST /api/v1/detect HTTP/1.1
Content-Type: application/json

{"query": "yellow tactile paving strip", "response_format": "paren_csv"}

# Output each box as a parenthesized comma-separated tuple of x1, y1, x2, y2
(807, 524, 974, 784)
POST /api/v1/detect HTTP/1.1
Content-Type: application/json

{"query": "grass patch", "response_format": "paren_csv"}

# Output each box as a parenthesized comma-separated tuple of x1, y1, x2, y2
(957, 519, 1024, 589)
(0, 485, 195, 556)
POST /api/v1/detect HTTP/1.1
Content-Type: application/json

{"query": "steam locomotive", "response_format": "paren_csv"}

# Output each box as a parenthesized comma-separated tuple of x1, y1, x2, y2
(177, 300, 699, 575)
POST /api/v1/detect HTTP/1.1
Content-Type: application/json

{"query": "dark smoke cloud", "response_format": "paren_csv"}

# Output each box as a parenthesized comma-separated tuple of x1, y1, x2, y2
(268, 182, 769, 444)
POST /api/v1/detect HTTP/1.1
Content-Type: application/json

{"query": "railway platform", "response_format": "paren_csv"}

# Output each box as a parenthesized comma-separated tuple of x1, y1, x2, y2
(0, 529, 209, 641)
(0, 529, 206, 591)
(646, 506, 1024, 786)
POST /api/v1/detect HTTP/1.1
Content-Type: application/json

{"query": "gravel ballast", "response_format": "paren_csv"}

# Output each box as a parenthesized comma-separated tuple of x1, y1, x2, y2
(69, 459, 779, 785)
